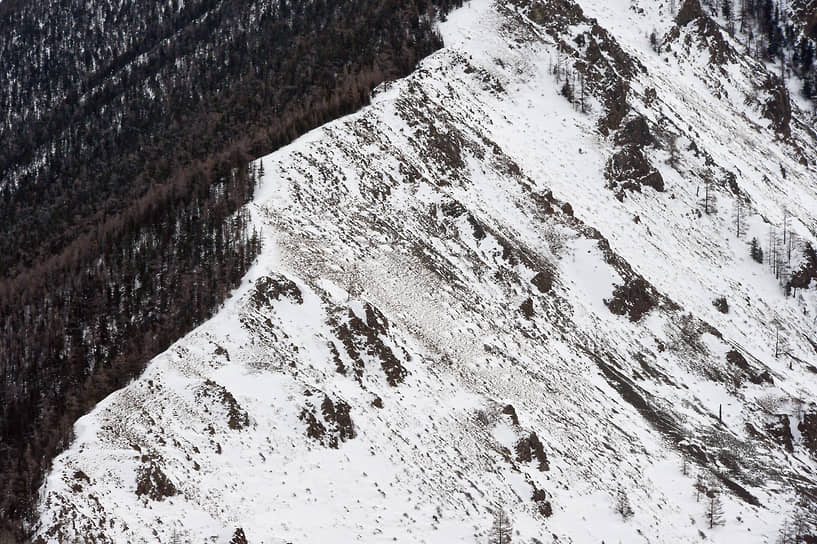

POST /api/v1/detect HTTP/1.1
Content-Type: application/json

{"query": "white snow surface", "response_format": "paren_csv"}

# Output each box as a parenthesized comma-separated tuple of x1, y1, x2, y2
(36, 0, 817, 542)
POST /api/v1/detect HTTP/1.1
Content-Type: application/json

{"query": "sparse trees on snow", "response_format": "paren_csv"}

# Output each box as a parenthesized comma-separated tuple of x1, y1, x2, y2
(489, 508, 513, 544)
(695, 472, 707, 503)
(706, 487, 725, 528)
(734, 197, 747, 238)
(722, 0, 735, 34)
(778, 519, 794, 544)
(701, 176, 715, 214)
(776, 503, 813, 544)
(773, 321, 790, 359)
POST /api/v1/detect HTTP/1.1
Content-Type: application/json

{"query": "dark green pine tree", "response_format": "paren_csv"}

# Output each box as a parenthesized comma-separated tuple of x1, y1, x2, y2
(750, 237, 764, 263)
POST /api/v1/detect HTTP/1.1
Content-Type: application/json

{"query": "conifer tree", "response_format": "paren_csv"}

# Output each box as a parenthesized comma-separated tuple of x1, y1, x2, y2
(750, 237, 764, 263)
(489, 509, 513, 544)
(707, 489, 725, 528)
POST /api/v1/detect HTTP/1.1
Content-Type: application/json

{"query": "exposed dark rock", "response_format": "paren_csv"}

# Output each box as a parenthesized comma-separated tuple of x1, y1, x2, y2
(724, 171, 739, 195)
(329, 342, 347, 376)
(502, 404, 519, 425)
(230, 528, 248, 544)
(252, 274, 303, 307)
(614, 116, 656, 148)
(440, 200, 467, 218)
(605, 278, 656, 322)
(712, 297, 728, 313)
(321, 396, 356, 448)
(715, 472, 761, 506)
(605, 145, 664, 192)
(531, 270, 553, 294)
(467, 213, 486, 241)
(789, 243, 817, 290)
(213, 344, 230, 361)
(300, 407, 327, 443)
(748, 370, 773, 385)
(591, 353, 683, 446)
(762, 77, 792, 138)
(799, 410, 817, 457)
(334, 303, 408, 386)
(498, 238, 518, 265)
(767, 415, 794, 452)
(527, 0, 584, 29)
(531, 486, 553, 517)
(666, 1, 736, 65)
(600, 79, 630, 134)
(640, 171, 665, 192)
(726, 350, 773, 385)
(676, 0, 704, 26)
(726, 350, 750, 371)
(365, 303, 389, 334)
(644, 87, 657, 106)
(803, 3, 817, 39)
(520, 298, 535, 319)
(135, 457, 176, 501)
(523, 0, 641, 137)
(197, 380, 250, 430)
(516, 432, 549, 471)
(301, 394, 356, 449)
(425, 123, 465, 173)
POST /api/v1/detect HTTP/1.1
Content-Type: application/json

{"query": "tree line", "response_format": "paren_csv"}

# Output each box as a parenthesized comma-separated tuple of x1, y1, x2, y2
(0, 0, 462, 540)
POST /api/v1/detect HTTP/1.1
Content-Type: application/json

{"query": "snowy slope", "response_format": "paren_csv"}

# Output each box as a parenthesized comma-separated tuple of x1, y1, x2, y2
(36, 0, 817, 542)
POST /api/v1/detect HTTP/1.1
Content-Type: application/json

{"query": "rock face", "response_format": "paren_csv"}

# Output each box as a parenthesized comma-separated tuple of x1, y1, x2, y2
(35, 0, 817, 542)
(762, 77, 793, 138)
(605, 145, 665, 192)
(614, 116, 656, 148)
(676, 0, 705, 26)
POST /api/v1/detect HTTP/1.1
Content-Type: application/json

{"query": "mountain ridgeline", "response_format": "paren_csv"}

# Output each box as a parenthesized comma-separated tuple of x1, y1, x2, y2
(0, 0, 462, 539)
(4, 0, 817, 541)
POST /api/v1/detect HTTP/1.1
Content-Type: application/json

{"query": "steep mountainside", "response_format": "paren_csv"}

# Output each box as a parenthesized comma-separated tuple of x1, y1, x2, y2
(0, 0, 456, 536)
(35, 0, 817, 542)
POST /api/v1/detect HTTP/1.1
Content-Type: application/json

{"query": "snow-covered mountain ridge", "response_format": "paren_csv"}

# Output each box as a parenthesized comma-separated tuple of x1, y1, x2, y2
(35, 0, 817, 542)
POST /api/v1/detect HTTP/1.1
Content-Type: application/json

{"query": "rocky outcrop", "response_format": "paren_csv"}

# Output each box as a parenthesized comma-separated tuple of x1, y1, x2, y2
(614, 116, 656, 148)
(605, 278, 657, 322)
(300, 394, 356, 449)
(799, 409, 817, 457)
(667, 0, 737, 65)
(251, 274, 303, 307)
(676, 0, 705, 27)
(516, 432, 550, 471)
(135, 457, 177, 502)
(605, 145, 665, 193)
(762, 77, 792, 138)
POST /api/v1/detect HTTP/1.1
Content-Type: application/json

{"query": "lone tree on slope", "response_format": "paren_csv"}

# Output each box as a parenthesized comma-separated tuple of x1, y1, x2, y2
(750, 237, 764, 263)
(489, 508, 513, 544)
(707, 488, 726, 529)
